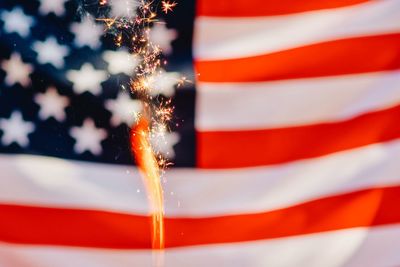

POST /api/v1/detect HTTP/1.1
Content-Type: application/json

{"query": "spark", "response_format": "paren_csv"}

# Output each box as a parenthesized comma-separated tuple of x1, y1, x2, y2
(161, 1, 177, 14)
(176, 76, 192, 88)
(115, 32, 122, 46)
(96, 18, 116, 29)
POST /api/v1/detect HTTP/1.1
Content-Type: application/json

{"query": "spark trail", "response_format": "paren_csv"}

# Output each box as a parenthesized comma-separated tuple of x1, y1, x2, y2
(82, 0, 179, 263)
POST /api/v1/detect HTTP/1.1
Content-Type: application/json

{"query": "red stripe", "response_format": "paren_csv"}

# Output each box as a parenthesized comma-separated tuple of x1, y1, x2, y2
(197, 0, 370, 17)
(195, 34, 400, 83)
(197, 104, 400, 169)
(1, 186, 400, 248)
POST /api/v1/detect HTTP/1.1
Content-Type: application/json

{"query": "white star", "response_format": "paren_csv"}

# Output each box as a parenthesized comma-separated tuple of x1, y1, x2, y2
(38, 0, 68, 16)
(1, 7, 35, 38)
(110, 0, 138, 18)
(1, 53, 33, 87)
(150, 128, 180, 159)
(70, 16, 104, 49)
(102, 50, 139, 76)
(0, 111, 35, 147)
(70, 118, 107, 156)
(147, 70, 180, 97)
(105, 92, 142, 127)
(149, 22, 177, 55)
(32, 37, 70, 68)
(66, 63, 108, 95)
(34, 87, 69, 122)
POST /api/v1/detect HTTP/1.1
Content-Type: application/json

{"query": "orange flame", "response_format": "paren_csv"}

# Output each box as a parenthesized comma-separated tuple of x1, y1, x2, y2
(130, 117, 165, 251)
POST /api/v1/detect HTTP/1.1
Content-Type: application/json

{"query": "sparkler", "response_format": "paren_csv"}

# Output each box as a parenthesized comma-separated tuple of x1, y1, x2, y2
(83, 0, 179, 264)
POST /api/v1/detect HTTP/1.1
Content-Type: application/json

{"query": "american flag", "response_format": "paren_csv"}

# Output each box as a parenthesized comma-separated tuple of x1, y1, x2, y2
(1, 0, 400, 266)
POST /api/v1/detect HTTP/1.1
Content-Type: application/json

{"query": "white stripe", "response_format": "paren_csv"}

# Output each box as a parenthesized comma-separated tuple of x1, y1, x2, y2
(0, 155, 150, 214)
(2, 139, 400, 216)
(1, 225, 400, 267)
(195, 71, 400, 130)
(194, 0, 400, 60)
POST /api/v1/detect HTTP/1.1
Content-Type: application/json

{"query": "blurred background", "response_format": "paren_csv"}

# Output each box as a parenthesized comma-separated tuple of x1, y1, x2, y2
(0, 0, 196, 167)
